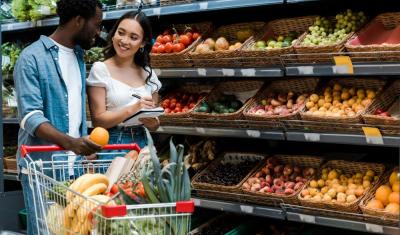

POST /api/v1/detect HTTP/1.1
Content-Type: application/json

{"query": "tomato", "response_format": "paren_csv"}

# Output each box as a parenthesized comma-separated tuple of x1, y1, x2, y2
(176, 103, 182, 109)
(174, 107, 182, 113)
(164, 42, 173, 53)
(173, 43, 185, 52)
(110, 184, 119, 194)
(151, 46, 158, 53)
(189, 103, 196, 109)
(156, 35, 163, 43)
(193, 32, 200, 40)
(164, 108, 171, 113)
(171, 98, 177, 103)
(162, 35, 172, 44)
(170, 103, 176, 109)
(182, 107, 189, 113)
(186, 32, 193, 40)
(157, 44, 165, 53)
(179, 35, 191, 46)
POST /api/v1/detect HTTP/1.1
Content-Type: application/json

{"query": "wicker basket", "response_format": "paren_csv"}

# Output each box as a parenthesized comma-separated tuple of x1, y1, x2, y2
(346, 12, 400, 62)
(300, 78, 386, 126)
(191, 152, 265, 201)
(298, 160, 385, 213)
(160, 0, 192, 6)
(362, 80, 400, 128)
(3, 156, 17, 173)
(242, 155, 324, 206)
(359, 167, 399, 225)
(150, 22, 212, 68)
(243, 78, 320, 128)
(189, 22, 265, 68)
(293, 16, 356, 63)
(158, 83, 214, 126)
(240, 16, 317, 67)
(190, 80, 264, 123)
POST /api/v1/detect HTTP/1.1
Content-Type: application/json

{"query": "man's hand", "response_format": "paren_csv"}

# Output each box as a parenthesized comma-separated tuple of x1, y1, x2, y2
(64, 137, 102, 156)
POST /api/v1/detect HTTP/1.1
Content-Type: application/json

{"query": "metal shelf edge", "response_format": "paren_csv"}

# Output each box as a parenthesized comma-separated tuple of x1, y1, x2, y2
(3, 173, 19, 181)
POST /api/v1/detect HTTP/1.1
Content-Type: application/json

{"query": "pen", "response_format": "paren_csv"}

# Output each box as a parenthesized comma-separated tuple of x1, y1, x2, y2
(132, 94, 142, 99)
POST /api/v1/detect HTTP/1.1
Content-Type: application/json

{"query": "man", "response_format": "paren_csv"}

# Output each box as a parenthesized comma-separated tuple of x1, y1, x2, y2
(13, 0, 103, 234)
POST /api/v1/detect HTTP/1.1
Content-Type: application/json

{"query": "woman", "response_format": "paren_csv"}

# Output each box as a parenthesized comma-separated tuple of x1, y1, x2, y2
(87, 11, 161, 150)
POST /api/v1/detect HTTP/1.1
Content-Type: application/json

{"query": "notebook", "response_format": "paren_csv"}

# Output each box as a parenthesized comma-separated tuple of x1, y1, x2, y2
(121, 107, 164, 127)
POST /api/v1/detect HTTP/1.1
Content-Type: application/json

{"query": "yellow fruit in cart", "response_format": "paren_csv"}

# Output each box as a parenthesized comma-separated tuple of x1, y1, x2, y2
(388, 192, 399, 204)
(89, 127, 109, 147)
(385, 202, 400, 215)
(375, 185, 392, 206)
(389, 170, 399, 186)
(392, 182, 399, 192)
(366, 199, 384, 209)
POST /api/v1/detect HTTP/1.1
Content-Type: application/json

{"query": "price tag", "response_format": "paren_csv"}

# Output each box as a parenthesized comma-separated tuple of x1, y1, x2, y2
(199, 2, 208, 10)
(362, 127, 384, 145)
(299, 214, 316, 223)
(154, 68, 162, 76)
(246, 130, 261, 138)
(297, 66, 314, 75)
(103, 12, 108, 19)
(157, 126, 164, 132)
(7, 98, 17, 107)
(240, 205, 254, 214)
(152, 7, 161, 16)
(333, 56, 353, 74)
(365, 223, 383, 233)
(194, 198, 201, 206)
(36, 20, 43, 27)
(5, 24, 13, 31)
(221, 69, 235, 76)
(195, 127, 206, 134)
(240, 68, 256, 77)
(304, 133, 320, 142)
(197, 68, 207, 76)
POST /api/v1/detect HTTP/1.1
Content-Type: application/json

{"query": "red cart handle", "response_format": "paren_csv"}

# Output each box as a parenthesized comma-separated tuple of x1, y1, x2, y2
(20, 143, 141, 157)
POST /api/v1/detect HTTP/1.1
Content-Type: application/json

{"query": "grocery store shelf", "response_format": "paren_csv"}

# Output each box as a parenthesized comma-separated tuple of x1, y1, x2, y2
(155, 126, 285, 140)
(154, 67, 284, 78)
(3, 173, 18, 181)
(286, 131, 400, 148)
(285, 63, 400, 76)
(193, 197, 285, 220)
(1, 0, 283, 32)
(2, 118, 18, 124)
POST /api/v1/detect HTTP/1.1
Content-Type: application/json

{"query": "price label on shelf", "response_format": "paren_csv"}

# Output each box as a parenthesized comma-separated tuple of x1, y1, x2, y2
(297, 66, 314, 75)
(246, 130, 261, 138)
(240, 205, 254, 214)
(299, 214, 316, 223)
(157, 126, 164, 132)
(333, 56, 353, 74)
(221, 69, 235, 76)
(365, 223, 383, 233)
(240, 68, 256, 77)
(7, 98, 17, 107)
(152, 7, 161, 16)
(154, 69, 162, 76)
(195, 127, 206, 134)
(199, 2, 208, 10)
(197, 68, 207, 76)
(194, 198, 201, 206)
(304, 133, 320, 142)
(362, 127, 384, 145)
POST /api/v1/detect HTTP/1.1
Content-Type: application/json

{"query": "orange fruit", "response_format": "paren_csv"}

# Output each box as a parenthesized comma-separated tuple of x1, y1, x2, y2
(366, 199, 384, 210)
(89, 127, 109, 147)
(393, 182, 399, 192)
(388, 192, 399, 204)
(385, 203, 400, 215)
(375, 185, 392, 206)
(389, 170, 399, 186)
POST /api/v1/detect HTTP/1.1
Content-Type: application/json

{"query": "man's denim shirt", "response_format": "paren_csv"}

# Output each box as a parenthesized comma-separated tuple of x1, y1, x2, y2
(13, 35, 87, 165)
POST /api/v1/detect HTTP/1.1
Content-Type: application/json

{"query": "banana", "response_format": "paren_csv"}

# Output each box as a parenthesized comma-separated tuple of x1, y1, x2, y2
(65, 202, 75, 218)
(77, 194, 113, 223)
(63, 208, 71, 229)
(73, 183, 107, 209)
(76, 174, 109, 194)
(66, 174, 93, 202)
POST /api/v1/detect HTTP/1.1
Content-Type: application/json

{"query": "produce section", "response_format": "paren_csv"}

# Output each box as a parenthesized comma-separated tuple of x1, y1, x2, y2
(1, 0, 400, 234)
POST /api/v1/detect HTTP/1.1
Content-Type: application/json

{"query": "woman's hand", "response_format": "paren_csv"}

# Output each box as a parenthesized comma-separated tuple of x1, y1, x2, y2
(134, 96, 156, 110)
(140, 117, 160, 131)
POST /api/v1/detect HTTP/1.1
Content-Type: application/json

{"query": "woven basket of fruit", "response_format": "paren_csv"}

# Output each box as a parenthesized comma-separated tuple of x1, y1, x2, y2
(345, 12, 400, 62)
(241, 155, 323, 206)
(362, 80, 400, 131)
(158, 83, 214, 126)
(189, 22, 265, 67)
(191, 80, 264, 124)
(240, 16, 316, 67)
(243, 78, 319, 128)
(191, 152, 265, 200)
(300, 78, 386, 128)
(294, 10, 367, 63)
(298, 160, 385, 213)
(150, 22, 212, 68)
(359, 167, 399, 225)
(160, 0, 193, 6)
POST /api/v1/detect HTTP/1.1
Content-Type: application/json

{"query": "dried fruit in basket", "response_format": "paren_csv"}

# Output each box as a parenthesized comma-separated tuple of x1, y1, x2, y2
(304, 83, 377, 117)
(247, 92, 308, 116)
(89, 127, 110, 147)
(300, 168, 377, 203)
(184, 139, 217, 173)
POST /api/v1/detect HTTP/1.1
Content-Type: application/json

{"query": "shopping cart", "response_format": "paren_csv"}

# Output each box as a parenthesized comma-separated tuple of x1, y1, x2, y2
(21, 144, 194, 235)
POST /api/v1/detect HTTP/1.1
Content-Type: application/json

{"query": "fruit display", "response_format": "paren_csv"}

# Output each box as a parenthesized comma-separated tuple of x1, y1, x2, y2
(365, 168, 399, 215)
(194, 37, 242, 53)
(12, 0, 57, 21)
(194, 94, 243, 114)
(300, 10, 367, 47)
(152, 27, 201, 54)
(304, 82, 378, 118)
(161, 91, 205, 114)
(372, 97, 400, 119)
(300, 164, 379, 206)
(252, 31, 299, 50)
(184, 139, 217, 172)
(247, 91, 309, 116)
(242, 156, 317, 197)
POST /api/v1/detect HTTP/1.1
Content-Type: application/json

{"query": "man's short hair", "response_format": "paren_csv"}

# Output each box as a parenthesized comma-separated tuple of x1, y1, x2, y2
(57, 0, 103, 25)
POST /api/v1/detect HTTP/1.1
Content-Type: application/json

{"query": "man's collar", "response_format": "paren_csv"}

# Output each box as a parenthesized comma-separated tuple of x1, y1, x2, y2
(40, 35, 84, 55)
